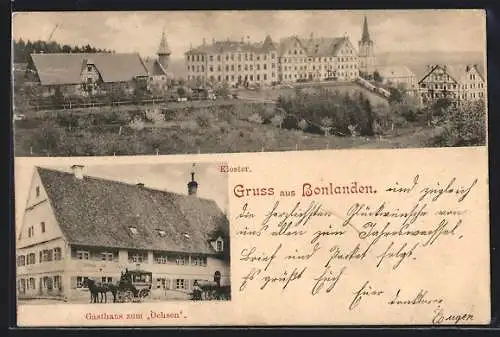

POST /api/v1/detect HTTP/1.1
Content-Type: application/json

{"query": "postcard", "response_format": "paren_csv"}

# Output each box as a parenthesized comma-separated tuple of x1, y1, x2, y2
(12, 9, 489, 327)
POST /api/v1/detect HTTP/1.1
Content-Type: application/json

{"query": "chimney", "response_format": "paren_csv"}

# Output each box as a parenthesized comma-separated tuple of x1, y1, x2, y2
(71, 165, 84, 180)
(136, 183, 145, 188)
(187, 164, 198, 196)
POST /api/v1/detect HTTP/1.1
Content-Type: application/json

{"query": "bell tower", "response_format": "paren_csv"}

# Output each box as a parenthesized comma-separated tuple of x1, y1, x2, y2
(358, 16, 376, 75)
(157, 29, 171, 71)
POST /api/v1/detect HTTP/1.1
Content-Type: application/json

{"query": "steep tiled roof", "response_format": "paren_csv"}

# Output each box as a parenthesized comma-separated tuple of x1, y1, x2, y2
(30, 53, 148, 85)
(418, 64, 485, 84)
(377, 65, 415, 78)
(278, 36, 349, 57)
(143, 58, 167, 76)
(37, 167, 229, 254)
(186, 35, 351, 58)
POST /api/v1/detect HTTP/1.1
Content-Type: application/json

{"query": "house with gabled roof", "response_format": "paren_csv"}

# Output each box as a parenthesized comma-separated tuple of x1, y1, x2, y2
(29, 52, 150, 97)
(16, 164, 230, 301)
(417, 64, 486, 106)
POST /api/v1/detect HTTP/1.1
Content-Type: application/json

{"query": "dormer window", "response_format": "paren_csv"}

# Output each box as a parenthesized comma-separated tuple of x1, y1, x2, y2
(157, 229, 166, 237)
(87, 65, 92, 72)
(216, 238, 224, 252)
(35, 186, 40, 197)
(182, 232, 191, 239)
(129, 226, 138, 235)
(41, 222, 46, 233)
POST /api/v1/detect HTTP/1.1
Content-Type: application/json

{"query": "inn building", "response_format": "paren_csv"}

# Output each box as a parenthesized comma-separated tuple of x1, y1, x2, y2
(417, 64, 486, 106)
(16, 165, 230, 301)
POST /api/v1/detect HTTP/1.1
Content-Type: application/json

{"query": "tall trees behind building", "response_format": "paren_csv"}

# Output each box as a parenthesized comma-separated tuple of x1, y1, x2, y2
(13, 38, 115, 63)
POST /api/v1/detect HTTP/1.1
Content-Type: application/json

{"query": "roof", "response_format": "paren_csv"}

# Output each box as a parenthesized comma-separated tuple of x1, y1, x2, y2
(186, 35, 351, 58)
(36, 167, 229, 254)
(30, 53, 149, 85)
(277, 35, 349, 57)
(418, 64, 485, 84)
(143, 58, 168, 76)
(361, 16, 372, 43)
(377, 66, 415, 78)
(157, 30, 171, 55)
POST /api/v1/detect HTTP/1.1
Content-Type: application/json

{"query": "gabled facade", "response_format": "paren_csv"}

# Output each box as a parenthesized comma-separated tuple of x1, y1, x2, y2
(16, 165, 230, 301)
(417, 64, 486, 106)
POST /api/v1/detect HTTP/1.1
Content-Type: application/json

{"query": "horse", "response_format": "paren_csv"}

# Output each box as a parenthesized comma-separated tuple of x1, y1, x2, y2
(83, 279, 101, 303)
(99, 282, 119, 303)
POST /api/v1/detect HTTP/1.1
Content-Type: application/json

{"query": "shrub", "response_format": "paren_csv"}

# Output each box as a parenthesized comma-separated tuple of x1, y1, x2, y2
(247, 113, 263, 124)
(194, 108, 213, 128)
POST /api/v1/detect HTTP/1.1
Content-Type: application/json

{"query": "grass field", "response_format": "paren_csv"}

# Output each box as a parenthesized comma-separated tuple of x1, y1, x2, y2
(12, 82, 448, 157)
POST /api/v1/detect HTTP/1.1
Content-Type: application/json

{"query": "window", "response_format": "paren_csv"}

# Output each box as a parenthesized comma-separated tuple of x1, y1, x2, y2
(77, 276, 89, 288)
(154, 253, 168, 264)
(17, 255, 26, 266)
(209, 66, 213, 72)
(129, 226, 138, 235)
(53, 248, 62, 261)
(191, 255, 207, 267)
(128, 251, 147, 263)
(101, 252, 113, 261)
(101, 276, 112, 283)
(257, 64, 260, 70)
(29, 278, 35, 290)
(238, 65, 241, 71)
(209, 55, 213, 61)
(41, 222, 46, 233)
(176, 255, 188, 265)
(231, 65, 234, 71)
(28, 226, 34, 238)
(264, 74, 267, 80)
(76, 250, 89, 260)
(54, 275, 62, 289)
(216, 239, 224, 252)
(225, 65, 229, 71)
(217, 55, 221, 61)
(35, 186, 40, 197)
(87, 65, 92, 72)
(18, 279, 26, 293)
(271, 53, 275, 59)
(217, 65, 221, 71)
(176, 279, 185, 290)
(27, 253, 36, 265)
(42, 249, 53, 262)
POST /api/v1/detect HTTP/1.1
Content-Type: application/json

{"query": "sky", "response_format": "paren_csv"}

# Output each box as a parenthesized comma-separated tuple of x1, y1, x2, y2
(12, 10, 486, 59)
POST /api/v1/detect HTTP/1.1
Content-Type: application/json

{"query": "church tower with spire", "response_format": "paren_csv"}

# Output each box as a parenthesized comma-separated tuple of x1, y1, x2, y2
(358, 16, 376, 76)
(157, 29, 171, 71)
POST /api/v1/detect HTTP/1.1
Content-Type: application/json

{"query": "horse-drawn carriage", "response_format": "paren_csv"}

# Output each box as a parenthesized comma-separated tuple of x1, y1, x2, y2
(190, 271, 231, 301)
(116, 268, 152, 303)
(84, 268, 152, 303)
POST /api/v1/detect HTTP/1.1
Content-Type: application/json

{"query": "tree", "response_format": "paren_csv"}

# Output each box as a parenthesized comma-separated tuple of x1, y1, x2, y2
(271, 115, 284, 129)
(373, 70, 383, 82)
(177, 86, 186, 97)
